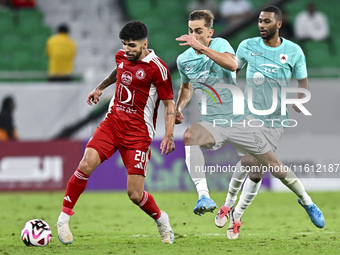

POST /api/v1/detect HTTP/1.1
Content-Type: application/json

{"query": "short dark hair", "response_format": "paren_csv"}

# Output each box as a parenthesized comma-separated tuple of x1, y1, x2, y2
(58, 24, 69, 33)
(189, 10, 214, 29)
(261, 5, 282, 21)
(119, 21, 148, 41)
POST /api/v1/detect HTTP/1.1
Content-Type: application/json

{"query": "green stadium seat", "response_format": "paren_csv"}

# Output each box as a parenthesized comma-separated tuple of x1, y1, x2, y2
(17, 18, 44, 36)
(9, 49, 33, 70)
(0, 34, 23, 51)
(17, 9, 43, 24)
(0, 50, 11, 71)
(27, 34, 48, 53)
(31, 52, 48, 71)
(0, 11, 14, 34)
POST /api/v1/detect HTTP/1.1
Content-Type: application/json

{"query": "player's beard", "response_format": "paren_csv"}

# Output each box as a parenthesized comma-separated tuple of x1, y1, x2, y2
(260, 26, 277, 40)
(127, 47, 143, 61)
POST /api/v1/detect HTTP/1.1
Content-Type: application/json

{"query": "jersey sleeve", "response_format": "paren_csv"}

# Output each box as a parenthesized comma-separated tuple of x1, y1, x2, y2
(236, 40, 248, 69)
(292, 45, 308, 79)
(176, 54, 190, 84)
(152, 61, 174, 100)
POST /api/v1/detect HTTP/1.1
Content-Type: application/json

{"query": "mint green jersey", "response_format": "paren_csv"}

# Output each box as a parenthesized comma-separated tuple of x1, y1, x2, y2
(236, 37, 307, 127)
(177, 37, 249, 127)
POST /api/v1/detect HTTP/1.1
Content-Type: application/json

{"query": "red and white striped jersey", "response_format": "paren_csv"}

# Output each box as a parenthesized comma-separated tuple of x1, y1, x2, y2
(107, 49, 173, 145)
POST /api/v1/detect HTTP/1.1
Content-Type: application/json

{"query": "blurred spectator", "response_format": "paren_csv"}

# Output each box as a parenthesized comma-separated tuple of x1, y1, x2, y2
(280, 10, 294, 40)
(0, 96, 18, 141)
(294, 2, 336, 55)
(187, 0, 220, 22)
(46, 24, 77, 82)
(294, 3, 328, 41)
(11, 0, 35, 8)
(220, 0, 253, 27)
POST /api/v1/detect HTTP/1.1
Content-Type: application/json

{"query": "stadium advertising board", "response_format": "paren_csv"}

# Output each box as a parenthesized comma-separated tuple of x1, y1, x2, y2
(0, 141, 82, 191)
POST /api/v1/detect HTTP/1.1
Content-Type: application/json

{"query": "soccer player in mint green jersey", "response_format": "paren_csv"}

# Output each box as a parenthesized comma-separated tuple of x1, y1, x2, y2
(175, 10, 322, 230)
(215, 6, 325, 239)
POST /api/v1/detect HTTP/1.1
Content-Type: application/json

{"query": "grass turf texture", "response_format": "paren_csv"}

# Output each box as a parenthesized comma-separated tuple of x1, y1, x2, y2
(0, 191, 339, 254)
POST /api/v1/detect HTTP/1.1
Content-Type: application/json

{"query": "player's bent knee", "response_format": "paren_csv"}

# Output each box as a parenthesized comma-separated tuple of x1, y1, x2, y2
(78, 159, 96, 176)
(183, 129, 191, 146)
(249, 172, 262, 183)
(241, 154, 258, 168)
(127, 190, 143, 204)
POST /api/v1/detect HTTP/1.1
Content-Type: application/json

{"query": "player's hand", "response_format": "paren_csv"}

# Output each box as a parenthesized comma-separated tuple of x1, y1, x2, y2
(160, 135, 175, 155)
(176, 34, 204, 52)
(292, 104, 302, 113)
(87, 88, 103, 106)
(175, 110, 183, 124)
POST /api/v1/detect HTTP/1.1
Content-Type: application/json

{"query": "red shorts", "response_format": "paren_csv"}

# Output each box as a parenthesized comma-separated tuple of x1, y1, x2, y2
(86, 119, 151, 176)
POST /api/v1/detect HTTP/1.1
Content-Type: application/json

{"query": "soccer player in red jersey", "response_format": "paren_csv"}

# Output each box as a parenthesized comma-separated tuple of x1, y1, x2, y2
(56, 21, 176, 244)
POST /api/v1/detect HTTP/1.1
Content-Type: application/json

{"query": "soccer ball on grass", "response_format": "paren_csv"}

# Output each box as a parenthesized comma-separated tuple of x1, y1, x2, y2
(21, 219, 52, 246)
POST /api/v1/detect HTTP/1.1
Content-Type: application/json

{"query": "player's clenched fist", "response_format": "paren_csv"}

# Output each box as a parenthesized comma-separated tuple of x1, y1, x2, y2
(87, 88, 103, 106)
(175, 111, 183, 124)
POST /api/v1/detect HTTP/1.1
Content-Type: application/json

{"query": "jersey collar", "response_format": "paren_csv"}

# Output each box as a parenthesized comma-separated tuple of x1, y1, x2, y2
(260, 37, 286, 51)
(142, 50, 156, 63)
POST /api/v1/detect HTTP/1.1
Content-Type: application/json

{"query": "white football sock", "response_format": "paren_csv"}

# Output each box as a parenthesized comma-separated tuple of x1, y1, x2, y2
(234, 178, 262, 221)
(185, 145, 210, 199)
(225, 161, 248, 208)
(58, 212, 70, 222)
(280, 167, 312, 205)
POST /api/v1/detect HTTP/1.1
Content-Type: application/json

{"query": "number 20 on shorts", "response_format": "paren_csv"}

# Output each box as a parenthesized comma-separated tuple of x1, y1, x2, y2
(134, 150, 146, 162)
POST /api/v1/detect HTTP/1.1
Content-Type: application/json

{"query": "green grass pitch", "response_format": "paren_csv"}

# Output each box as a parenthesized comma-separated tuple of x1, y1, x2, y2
(0, 191, 339, 254)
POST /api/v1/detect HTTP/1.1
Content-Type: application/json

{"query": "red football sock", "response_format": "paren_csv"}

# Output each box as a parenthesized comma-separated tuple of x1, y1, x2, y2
(137, 191, 161, 220)
(62, 169, 89, 216)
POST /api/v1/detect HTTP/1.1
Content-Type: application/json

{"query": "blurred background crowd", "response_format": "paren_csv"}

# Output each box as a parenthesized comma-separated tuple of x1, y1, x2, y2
(0, 0, 338, 141)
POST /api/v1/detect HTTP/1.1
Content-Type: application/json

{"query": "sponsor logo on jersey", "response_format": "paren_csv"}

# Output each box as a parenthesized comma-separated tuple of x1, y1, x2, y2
(253, 72, 265, 85)
(251, 52, 263, 56)
(259, 64, 280, 73)
(121, 71, 132, 85)
(280, 54, 288, 64)
(136, 69, 146, 79)
(186, 65, 195, 71)
(118, 84, 135, 106)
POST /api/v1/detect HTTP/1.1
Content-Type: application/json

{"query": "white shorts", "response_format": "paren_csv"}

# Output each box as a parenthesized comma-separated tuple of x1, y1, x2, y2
(198, 116, 272, 156)
(261, 127, 284, 152)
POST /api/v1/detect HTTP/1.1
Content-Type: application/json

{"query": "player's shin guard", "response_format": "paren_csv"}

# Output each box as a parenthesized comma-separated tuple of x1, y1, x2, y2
(280, 168, 312, 205)
(62, 169, 89, 216)
(185, 145, 209, 198)
(234, 178, 262, 220)
(137, 191, 161, 220)
(225, 161, 248, 207)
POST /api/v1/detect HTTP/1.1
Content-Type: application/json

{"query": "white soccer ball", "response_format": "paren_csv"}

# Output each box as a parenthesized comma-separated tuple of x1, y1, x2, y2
(21, 219, 52, 247)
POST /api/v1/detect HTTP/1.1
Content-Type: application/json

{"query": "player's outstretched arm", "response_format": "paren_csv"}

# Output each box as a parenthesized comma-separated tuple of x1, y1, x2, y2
(87, 67, 117, 106)
(176, 34, 237, 71)
(160, 99, 176, 155)
(175, 82, 192, 124)
(293, 77, 309, 113)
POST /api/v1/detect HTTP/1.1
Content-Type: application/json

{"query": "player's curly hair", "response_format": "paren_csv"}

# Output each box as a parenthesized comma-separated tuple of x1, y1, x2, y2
(189, 10, 214, 29)
(119, 21, 148, 41)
